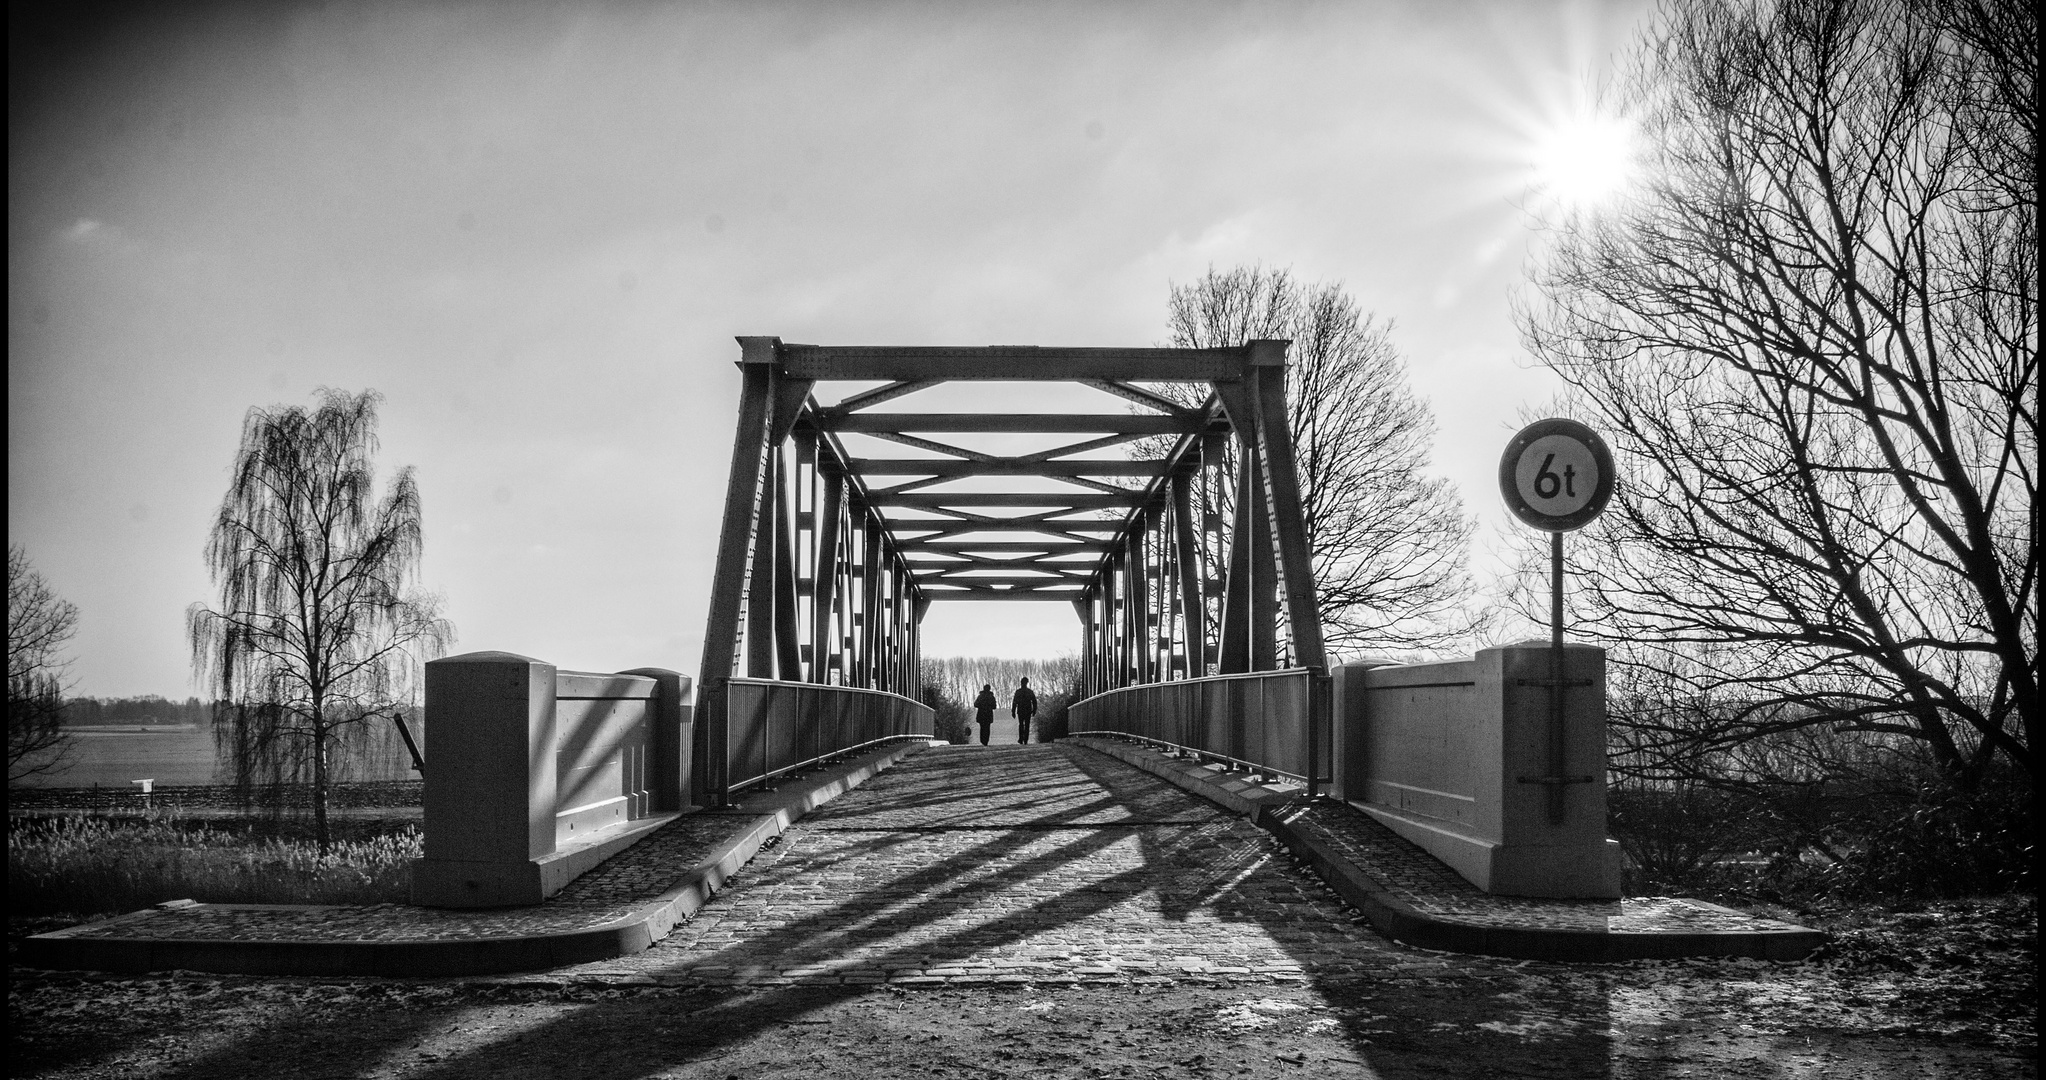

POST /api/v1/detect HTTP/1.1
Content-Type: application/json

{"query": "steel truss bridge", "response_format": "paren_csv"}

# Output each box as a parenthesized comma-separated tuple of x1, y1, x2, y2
(694, 337, 1330, 803)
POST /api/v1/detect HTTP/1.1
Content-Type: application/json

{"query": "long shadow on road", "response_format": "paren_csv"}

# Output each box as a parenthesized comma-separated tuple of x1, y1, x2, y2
(126, 744, 1622, 1080)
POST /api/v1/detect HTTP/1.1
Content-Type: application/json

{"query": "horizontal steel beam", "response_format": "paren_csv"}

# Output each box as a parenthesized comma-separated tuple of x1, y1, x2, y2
(851, 459, 1165, 477)
(918, 577, 1092, 590)
(886, 517, 1123, 529)
(781, 345, 1252, 382)
(916, 556, 1104, 572)
(869, 492, 1142, 508)
(924, 590, 1087, 600)
(899, 540, 1115, 553)
(819, 413, 1203, 434)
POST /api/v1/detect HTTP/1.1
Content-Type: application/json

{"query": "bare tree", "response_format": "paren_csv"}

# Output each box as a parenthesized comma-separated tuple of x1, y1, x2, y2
(8, 545, 78, 781)
(189, 389, 454, 849)
(1168, 265, 1479, 654)
(1518, 0, 2037, 790)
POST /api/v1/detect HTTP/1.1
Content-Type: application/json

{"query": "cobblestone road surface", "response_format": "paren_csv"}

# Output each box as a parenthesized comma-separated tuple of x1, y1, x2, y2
(559, 743, 1413, 986)
(13, 743, 2034, 1079)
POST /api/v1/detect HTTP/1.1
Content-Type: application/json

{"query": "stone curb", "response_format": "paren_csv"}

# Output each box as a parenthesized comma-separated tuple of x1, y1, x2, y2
(17, 741, 932, 978)
(1062, 736, 1302, 824)
(1066, 736, 1824, 963)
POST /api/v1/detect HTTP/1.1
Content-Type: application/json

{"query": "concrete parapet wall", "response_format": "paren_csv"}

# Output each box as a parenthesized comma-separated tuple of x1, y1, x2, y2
(1333, 641, 1620, 899)
(412, 652, 695, 908)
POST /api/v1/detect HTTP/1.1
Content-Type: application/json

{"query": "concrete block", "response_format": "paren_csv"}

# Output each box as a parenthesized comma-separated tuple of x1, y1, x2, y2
(1354, 801, 1501, 890)
(413, 810, 681, 909)
(1337, 642, 1620, 899)
(422, 652, 557, 865)
(415, 653, 692, 908)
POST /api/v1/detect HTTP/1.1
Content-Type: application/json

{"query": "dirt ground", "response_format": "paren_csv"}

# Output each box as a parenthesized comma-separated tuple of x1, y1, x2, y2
(10, 897, 2035, 1080)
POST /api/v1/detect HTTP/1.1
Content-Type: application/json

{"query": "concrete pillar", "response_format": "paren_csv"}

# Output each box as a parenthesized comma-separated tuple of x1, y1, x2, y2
(1477, 640, 1619, 897)
(1328, 658, 1398, 804)
(1335, 641, 1621, 899)
(413, 654, 694, 908)
(414, 651, 558, 906)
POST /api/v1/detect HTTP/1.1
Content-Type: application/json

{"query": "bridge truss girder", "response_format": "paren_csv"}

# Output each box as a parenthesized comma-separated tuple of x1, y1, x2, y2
(695, 337, 1326, 736)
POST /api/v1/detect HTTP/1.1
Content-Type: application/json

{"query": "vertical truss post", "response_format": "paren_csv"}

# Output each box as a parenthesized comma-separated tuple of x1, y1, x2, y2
(1245, 342, 1326, 673)
(837, 499, 859, 682)
(904, 566, 921, 692)
(896, 566, 912, 693)
(1149, 509, 1169, 682)
(697, 337, 779, 806)
(1216, 379, 1280, 672)
(1124, 529, 1145, 686)
(860, 518, 882, 688)
(745, 445, 779, 680)
(912, 595, 931, 695)
(794, 432, 818, 677)
(742, 364, 814, 682)
(1138, 519, 1150, 683)
(1171, 471, 1205, 679)
(1087, 578, 1102, 696)
(1200, 429, 1229, 675)
(773, 450, 803, 680)
(811, 464, 844, 684)
(1105, 553, 1124, 689)
(1249, 464, 1278, 671)
(1073, 595, 1095, 700)
(882, 562, 900, 693)
(1247, 341, 1328, 793)
(1216, 431, 1255, 675)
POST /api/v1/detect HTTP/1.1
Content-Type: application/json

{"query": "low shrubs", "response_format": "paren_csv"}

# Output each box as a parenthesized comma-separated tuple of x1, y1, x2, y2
(7, 814, 421, 915)
(1610, 766, 2034, 903)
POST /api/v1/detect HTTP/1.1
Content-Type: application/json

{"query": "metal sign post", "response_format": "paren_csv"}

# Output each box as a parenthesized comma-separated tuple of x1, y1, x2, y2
(1498, 418, 1615, 824)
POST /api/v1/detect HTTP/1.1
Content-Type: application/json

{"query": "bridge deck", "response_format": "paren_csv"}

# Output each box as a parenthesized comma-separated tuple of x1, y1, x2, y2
(592, 744, 1377, 985)
(24, 741, 1816, 978)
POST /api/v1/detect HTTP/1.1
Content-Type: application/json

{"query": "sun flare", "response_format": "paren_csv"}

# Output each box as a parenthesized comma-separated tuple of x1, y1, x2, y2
(1531, 113, 1637, 208)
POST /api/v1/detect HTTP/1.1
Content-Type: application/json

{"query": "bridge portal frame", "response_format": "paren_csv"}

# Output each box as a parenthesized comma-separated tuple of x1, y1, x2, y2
(696, 337, 1327, 800)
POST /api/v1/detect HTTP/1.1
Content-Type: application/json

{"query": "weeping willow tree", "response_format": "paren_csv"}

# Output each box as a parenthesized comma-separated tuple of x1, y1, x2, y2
(189, 389, 453, 850)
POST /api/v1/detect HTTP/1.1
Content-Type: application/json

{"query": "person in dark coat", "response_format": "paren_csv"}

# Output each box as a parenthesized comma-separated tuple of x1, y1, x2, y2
(1011, 677, 1038, 744)
(973, 685, 998, 746)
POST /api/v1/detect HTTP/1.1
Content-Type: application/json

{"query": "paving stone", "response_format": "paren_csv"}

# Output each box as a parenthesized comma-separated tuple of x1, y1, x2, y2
(556, 744, 1411, 987)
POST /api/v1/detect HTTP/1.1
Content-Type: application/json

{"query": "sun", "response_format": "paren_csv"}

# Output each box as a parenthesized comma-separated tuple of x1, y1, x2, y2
(1530, 113, 1637, 209)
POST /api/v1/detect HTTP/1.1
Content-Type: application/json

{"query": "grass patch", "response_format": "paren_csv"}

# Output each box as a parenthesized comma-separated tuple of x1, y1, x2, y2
(7, 813, 421, 915)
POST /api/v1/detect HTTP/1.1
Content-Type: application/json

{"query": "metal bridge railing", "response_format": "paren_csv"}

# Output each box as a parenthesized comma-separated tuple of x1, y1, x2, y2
(720, 679, 934, 799)
(1067, 668, 1332, 794)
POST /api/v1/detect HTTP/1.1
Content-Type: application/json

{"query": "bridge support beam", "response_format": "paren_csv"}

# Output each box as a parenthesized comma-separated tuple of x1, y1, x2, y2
(698, 337, 1326, 799)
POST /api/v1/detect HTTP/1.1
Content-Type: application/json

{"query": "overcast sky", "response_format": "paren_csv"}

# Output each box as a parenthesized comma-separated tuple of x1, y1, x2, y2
(10, 0, 1652, 698)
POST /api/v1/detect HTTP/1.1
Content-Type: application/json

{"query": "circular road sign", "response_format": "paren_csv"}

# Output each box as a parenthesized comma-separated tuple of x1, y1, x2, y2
(1499, 418, 1615, 532)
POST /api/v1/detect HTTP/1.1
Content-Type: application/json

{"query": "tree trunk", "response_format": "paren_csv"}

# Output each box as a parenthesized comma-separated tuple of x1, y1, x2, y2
(312, 719, 330, 855)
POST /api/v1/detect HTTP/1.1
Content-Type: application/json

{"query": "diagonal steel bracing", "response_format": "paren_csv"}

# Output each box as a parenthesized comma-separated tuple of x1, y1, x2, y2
(696, 336, 1328, 751)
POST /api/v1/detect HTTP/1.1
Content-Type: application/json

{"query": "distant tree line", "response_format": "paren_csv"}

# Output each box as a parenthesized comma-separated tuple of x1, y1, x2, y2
(62, 696, 214, 727)
(920, 655, 1083, 744)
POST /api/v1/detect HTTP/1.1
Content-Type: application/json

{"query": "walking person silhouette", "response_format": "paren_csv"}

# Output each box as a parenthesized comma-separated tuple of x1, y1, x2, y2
(1011, 677, 1038, 744)
(973, 684, 997, 746)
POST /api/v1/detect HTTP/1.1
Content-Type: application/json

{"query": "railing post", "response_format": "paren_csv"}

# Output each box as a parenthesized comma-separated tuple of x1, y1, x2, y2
(1308, 667, 1332, 799)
